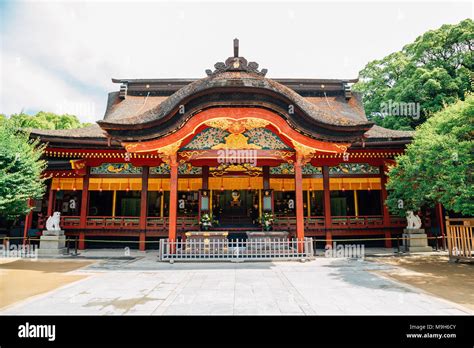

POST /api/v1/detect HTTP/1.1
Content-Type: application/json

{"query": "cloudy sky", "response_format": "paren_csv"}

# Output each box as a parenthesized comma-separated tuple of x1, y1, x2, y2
(0, 0, 471, 122)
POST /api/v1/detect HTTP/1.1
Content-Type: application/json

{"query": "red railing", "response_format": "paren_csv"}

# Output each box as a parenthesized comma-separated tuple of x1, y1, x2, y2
(148, 217, 199, 231)
(38, 215, 199, 232)
(273, 214, 297, 230)
(305, 216, 325, 229)
(389, 216, 407, 227)
(273, 215, 406, 230)
(37, 215, 81, 229)
(37, 214, 405, 232)
(86, 216, 140, 228)
(331, 215, 384, 227)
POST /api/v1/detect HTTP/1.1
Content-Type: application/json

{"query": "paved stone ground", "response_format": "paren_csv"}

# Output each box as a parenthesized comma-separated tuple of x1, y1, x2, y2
(1, 251, 471, 315)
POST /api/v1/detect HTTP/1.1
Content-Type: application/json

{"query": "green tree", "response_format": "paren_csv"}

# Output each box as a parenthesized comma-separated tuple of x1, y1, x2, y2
(0, 123, 47, 220)
(354, 19, 473, 130)
(386, 95, 474, 216)
(8, 111, 91, 130)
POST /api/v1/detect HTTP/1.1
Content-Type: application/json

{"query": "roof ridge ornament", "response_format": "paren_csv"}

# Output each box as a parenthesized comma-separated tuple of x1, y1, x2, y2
(205, 38, 268, 77)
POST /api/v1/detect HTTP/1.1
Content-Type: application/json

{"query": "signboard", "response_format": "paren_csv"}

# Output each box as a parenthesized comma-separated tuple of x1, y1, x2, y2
(200, 189, 210, 212)
(262, 189, 273, 212)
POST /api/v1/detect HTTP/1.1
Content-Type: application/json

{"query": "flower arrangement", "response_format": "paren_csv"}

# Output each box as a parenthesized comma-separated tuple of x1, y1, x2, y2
(260, 212, 274, 231)
(199, 213, 217, 230)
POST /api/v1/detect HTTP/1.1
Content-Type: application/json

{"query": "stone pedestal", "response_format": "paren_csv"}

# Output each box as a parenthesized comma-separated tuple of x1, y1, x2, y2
(246, 231, 289, 251)
(38, 230, 67, 256)
(185, 231, 228, 242)
(184, 231, 228, 254)
(402, 228, 432, 252)
(246, 231, 289, 240)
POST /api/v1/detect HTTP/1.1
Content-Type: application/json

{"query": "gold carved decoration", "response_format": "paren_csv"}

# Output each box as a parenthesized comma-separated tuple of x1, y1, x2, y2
(70, 159, 86, 170)
(334, 143, 349, 153)
(204, 118, 270, 133)
(204, 118, 272, 150)
(205, 119, 233, 130)
(211, 133, 261, 150)
(241, 118, 270, 130)
(272, 151, 295, 163)
(210, 163, 262, 177)
(228, 121, 246, 134)
(157, 141, 182, 164)
(179, 151, 201, 161)
(124, 142, 140, 152)
(292, 141, 316, 165)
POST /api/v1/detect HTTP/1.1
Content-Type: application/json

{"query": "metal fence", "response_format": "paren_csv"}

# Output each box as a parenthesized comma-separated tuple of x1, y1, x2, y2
(158, 238, 314, 262)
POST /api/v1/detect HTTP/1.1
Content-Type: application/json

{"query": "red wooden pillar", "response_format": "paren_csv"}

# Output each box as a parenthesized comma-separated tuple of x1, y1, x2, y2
(263, 166, 270, 190)
(198, 166, 209, 221)
(47, 182, 54, 217)
(168, 154, 178, 245)
(202, 166, 209, 190)
(322, 166, 332, 247)
(380, 165, 392, 248)
(139, 166, 149, 251)
(436, 203, 446, 248)
(22, 198, 34, 246)
(79, 168, 89, 250)
(294, 155, 304, 242)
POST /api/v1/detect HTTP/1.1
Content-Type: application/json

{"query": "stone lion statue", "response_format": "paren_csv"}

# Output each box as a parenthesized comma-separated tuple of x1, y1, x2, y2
(406, 210, 422, 229)
(46, 212, 61, 231)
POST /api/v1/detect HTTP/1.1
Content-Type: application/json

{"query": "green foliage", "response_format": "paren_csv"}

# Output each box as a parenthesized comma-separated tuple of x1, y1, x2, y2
(0, 122, 47, 220)
(7, 111, 91, 130)
(386, 95, 474, 216)
(353, 19, 473, 130)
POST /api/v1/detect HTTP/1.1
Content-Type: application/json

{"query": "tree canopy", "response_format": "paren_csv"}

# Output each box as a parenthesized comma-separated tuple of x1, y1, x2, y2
(0, 123, 47, 220)
(386, 95, 474, 216)
(1, 111, 92, 130)
(353, 19, 473, 130)
(0, 111, 90, 220)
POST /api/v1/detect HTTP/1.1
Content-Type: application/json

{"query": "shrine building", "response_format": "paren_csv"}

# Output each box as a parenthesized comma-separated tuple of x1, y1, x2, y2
(29, 39, 414, 250)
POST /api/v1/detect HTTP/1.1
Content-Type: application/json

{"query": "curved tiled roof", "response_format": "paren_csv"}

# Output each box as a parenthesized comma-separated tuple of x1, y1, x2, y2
(29, 123, 413, 141)
(28, 122, 413, 150)
(104, 92, 168, 121)
(29, 124, 106, 139)
(98, 71, 372, 129)
(364, 125, 414, 140)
